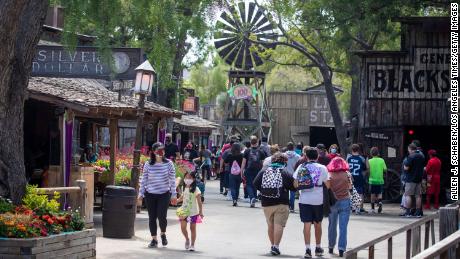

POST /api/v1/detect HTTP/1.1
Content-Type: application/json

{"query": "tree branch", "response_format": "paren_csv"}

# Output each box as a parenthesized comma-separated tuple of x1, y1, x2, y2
(264, 57, 319, 69)
(351, 35, 372, 50)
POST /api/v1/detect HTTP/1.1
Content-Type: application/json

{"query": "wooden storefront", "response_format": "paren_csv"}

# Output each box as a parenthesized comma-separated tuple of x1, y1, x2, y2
(268, 84, 343, 147)
(173, 115, 219, 151)
(355, 17, 450, 201)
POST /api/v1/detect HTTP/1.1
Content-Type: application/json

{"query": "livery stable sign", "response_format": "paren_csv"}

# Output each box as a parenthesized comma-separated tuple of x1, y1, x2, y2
(367, 47, 449, 100)
(31, 45, 143, 80)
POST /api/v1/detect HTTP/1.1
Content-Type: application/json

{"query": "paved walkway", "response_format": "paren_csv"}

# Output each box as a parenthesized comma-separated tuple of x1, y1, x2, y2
(95, 180, 438, 259)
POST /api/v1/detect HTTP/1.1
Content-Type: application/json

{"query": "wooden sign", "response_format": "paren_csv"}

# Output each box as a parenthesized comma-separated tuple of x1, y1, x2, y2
(231, 85, 255, 100)
(309, 95, 334, 126)
(183, 97, 199, 113)
(367, 47, 450, 100)
(31, 45, 142, 79)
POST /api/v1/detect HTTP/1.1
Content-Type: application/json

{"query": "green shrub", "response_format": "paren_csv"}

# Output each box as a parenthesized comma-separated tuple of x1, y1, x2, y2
(22, 185, 60, 215)
(0, 197, 14, 214)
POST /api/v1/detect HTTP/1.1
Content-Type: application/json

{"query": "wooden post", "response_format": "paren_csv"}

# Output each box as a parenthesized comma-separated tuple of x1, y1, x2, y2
(76, 180, 86, 220)
(388, 237, 393, 259)
(424, 221, 430, 249)
(109, 118, 118, 185)
(439, 206, 459, 259)
(406, 229, 412, 259)
(412, 225, 421, 256)
(368, 245, 374, 259)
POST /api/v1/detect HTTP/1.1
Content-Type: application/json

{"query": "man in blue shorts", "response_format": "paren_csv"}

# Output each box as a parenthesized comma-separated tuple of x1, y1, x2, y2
(293, 147, 330, 258)
(347, 144, 367, 214)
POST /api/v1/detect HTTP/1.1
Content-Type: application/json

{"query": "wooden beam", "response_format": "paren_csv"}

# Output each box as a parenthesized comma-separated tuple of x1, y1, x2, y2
(109, 118, 118, 185)
(28, 92, 90, 113)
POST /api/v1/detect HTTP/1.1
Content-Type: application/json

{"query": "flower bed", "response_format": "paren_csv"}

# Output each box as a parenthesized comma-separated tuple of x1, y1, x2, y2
(0, 186, 94, 258)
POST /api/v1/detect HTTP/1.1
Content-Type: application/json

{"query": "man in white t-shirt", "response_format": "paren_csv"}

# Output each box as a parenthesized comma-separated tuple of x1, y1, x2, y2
(293, 147, 329, 258)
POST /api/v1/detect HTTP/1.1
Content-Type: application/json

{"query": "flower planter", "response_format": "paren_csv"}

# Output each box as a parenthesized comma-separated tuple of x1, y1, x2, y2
(0, 229, 96, 259)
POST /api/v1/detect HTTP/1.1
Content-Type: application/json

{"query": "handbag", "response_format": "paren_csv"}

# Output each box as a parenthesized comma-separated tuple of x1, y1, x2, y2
(350, 186, 362, 211)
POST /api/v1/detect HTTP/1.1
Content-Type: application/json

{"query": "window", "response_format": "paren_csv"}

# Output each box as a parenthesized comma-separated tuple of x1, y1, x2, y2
(118, 127, 136, 151)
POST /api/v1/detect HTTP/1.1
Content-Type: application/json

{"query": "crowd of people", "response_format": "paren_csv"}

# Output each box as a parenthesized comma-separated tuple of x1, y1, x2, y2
(136, 134, 442, 258)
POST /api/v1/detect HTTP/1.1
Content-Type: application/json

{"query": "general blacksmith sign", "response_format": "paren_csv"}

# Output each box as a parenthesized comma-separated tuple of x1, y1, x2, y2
(367, 47, 450, 100)
(31, 45, 142, 80)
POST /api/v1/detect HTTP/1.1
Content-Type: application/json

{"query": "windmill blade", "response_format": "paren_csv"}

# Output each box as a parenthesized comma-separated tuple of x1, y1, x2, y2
(256, 23, 274, 33)
(234, 41, 247, 69)
(249, 8, 264, 30)
(220, 12, 239, 31)
(225, 41, 242, 65)
(253, 16, 269, 31)
(238, 2, 246, 24)
(251, 51, 264, 67)
(247, 2, 256, 25)
(214, 37, 238, 49)
(214, 30, 236, 40)
(218, 41, 239, 60)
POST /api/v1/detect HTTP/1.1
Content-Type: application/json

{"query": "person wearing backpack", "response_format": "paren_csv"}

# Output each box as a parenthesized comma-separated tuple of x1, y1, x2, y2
(293, 147, 330, 258)
(253, 152, 296, 256)
(241, 135, 267, 208)
(224, 143, 244, 206)
(284, 142, 301, 213)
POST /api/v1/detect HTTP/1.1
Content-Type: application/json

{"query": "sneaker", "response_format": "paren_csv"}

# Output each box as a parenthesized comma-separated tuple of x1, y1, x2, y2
(315, 247, 324, 256)
(339, 250, 344, 257)
(370, 209, 376, 214)
(304, 248, 312, 258)
(185, 239, 190, 250)
(148, 239, 158, 248)
(328, 248, 333, 254)
(414, 209, 423, 218)
(160, 234, 168, 246)
(223, 190, 228, 196)
(270, 246, 281, 255)
(359, 208, 368, 214)
(289, 209, 295, 213)
(378, 202, 383, 213)
(189, 245, 195, 251)
(233, 200, 238, 207)
(250, 199, 256, 208)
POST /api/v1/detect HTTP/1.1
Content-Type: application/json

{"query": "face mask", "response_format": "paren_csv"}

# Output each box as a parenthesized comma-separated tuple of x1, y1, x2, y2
(155, 149, 165, 157)
(331, 148, 337, 154)
(184, 179, 194, 186)
(165, 138, 171, 144)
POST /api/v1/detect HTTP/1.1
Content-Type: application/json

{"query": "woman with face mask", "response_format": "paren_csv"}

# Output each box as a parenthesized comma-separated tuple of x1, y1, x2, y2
(138, 142, 178, 248)
(327, 144, 340, 160)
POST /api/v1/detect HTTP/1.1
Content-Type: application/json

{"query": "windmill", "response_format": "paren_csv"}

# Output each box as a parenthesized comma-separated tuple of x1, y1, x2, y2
(214, 0, 277, 142)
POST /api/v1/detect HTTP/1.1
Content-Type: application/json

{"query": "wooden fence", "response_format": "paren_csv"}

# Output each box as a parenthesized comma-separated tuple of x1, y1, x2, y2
(346, 202, 460, 259)
(37, 180, 87, 221)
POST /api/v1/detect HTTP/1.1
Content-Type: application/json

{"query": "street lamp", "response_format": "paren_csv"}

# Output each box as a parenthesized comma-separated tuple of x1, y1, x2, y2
(131, 60, 155, 193)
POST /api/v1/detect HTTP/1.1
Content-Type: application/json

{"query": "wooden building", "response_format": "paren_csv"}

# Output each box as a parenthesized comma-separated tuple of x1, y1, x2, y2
(268, 84, 343, 147)
(355, 17, 450, 201)
(173, 115, 219, 151)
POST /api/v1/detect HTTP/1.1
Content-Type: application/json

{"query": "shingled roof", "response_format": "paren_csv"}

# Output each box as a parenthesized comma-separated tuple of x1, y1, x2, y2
(28, 77, 182, 118)
(173, 114, 220, 132)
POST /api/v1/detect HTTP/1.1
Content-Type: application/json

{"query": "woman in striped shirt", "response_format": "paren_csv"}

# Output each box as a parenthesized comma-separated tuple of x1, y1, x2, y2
(138, 142, 177, 248)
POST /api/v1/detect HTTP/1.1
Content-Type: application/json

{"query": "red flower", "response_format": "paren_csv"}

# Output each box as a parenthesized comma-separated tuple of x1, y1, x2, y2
(47, 219, 54, 225)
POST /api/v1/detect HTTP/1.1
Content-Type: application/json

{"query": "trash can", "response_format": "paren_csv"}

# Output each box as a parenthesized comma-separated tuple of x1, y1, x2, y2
(102, 185, 137, 238)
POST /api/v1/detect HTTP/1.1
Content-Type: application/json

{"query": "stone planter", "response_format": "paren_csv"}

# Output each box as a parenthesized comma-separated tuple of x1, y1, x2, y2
(0, 229, 96, 259)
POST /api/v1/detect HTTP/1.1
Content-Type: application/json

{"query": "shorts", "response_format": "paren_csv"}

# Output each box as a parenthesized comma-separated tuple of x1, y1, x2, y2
(354, 185, 364, 194)
(263, 204, 289, 227)
(299, 204, 323, 223)
(405, 182, 421, 196)
(179, 215, 202, 224)
(370, 184, 383, 195)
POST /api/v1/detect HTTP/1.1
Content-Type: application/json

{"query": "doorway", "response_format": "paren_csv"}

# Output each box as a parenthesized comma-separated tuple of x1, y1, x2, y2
(309, 126, 338, 149)
(403, 125, 450, 202)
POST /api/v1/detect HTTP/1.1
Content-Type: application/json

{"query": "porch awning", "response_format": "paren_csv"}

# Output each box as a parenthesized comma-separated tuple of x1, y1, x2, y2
(173, 115, 220, 132)
(27, 77, 183, 119)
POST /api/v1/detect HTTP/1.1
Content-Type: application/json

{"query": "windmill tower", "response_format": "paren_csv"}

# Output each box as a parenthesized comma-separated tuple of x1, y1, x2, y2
(214, 0, 277, 142)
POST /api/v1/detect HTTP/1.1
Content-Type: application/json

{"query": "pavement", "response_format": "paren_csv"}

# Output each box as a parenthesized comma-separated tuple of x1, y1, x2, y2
(95, 180, 439, 259)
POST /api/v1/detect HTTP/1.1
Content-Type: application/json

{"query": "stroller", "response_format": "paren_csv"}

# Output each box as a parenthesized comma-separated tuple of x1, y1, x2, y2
(193, 160, 206, 202)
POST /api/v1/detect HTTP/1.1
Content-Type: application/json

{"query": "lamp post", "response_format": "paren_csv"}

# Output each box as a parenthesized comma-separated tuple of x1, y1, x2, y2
(131, 60, 155, 191)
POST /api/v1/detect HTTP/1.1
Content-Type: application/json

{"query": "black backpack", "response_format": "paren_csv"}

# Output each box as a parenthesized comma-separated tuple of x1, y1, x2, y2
(247, 148, 263, 170)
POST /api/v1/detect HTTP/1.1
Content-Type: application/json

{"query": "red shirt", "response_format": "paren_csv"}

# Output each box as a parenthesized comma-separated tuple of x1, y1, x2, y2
(426, 157, 441, 177)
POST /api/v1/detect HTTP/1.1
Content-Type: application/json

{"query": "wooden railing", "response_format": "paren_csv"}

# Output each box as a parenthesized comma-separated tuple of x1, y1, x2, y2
(412, 230, 460, 259)
(346, 202, 460, 259)
(37, 180, 87, 220)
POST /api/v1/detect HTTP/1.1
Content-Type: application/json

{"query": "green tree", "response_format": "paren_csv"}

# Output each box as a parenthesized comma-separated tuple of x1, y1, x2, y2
(187, 57, 228, 104)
